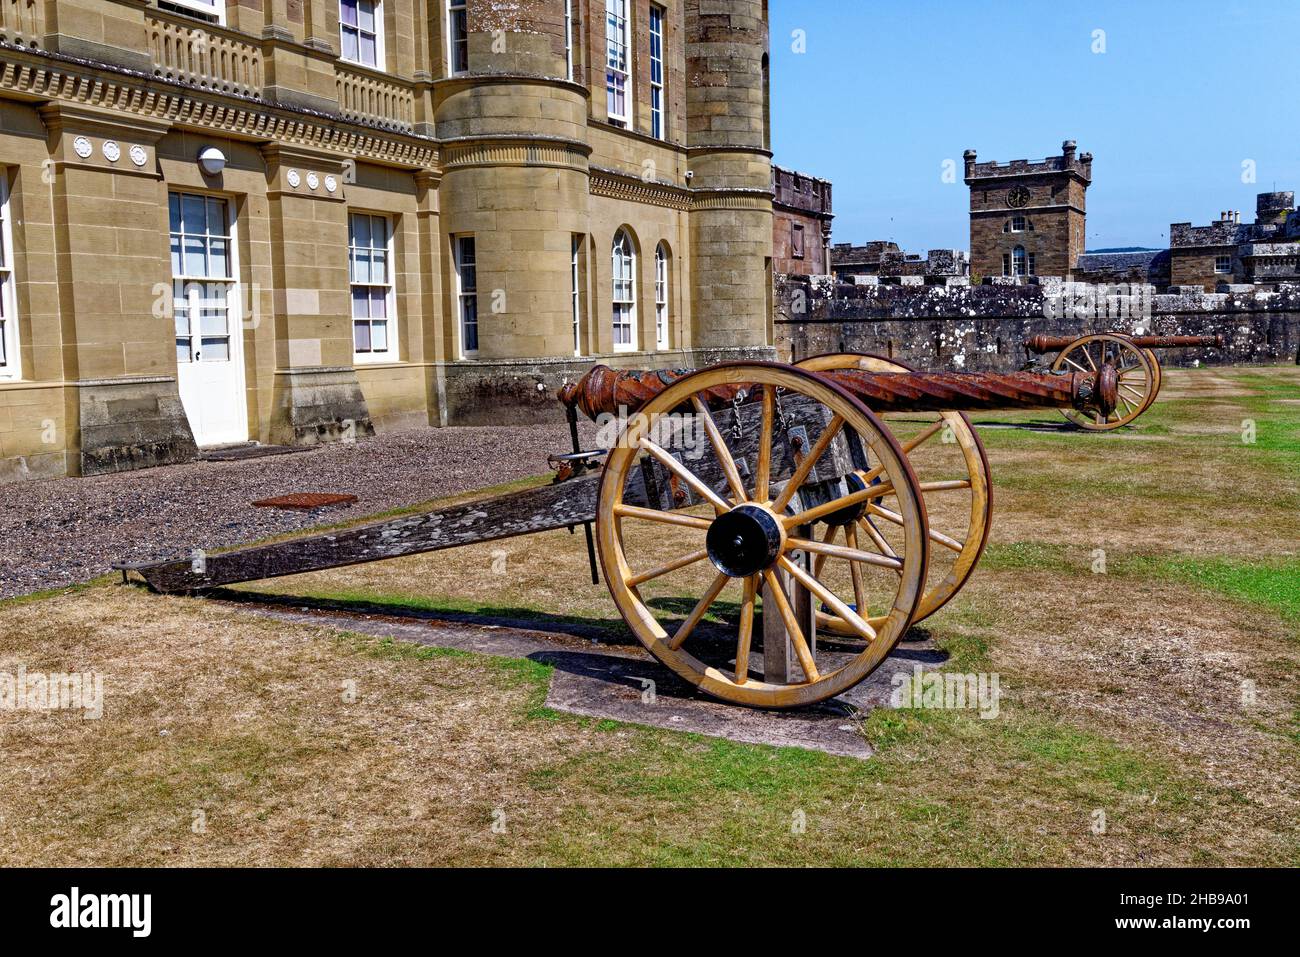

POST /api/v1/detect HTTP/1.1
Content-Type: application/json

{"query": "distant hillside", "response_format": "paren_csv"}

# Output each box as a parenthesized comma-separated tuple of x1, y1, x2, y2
(1084, 246, 1162, 253)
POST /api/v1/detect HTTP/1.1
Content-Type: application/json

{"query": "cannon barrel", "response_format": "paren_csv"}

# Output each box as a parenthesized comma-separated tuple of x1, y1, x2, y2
(559, 363, 1117, 421)
(1026, 333, 1224, 354)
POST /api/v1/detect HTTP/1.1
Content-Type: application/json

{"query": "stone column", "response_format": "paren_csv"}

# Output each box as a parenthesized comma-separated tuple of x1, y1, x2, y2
(684, 0, 774, 354)
(39, 103, 197, 475)
(260, 143, 374, 446)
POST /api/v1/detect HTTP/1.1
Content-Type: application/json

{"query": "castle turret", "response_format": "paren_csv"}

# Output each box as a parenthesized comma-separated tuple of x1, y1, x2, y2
(1256, 191, 1295, 225)
(685, 0, 774, 351)
(964, 139, 1091, 280)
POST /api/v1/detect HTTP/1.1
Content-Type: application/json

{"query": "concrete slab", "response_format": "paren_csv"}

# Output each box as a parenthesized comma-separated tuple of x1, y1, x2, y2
(210, 593, 947, 761)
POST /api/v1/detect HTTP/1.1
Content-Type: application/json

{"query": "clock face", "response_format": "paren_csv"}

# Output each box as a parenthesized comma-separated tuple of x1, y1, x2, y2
(1007, 186, 1031, 208)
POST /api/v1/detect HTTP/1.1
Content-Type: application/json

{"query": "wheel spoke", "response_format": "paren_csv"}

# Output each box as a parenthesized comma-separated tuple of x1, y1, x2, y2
(761, 568, 820, 681)
(1081, 348, 1097, 371)
(1063, 356, 1089, 374)
(783, 481, 894, 528)
(667, 571, 730, 650)
(899, 419, 946, 454)
(868, 502, 963, 552)
(640, 437, 731, 513)
(786, 535, 903, 571)
(780, 555, 877, 643)
(691, 396, 748, 504)
(844, 522, 868, 616)
(1120, 383, 1147, 402)
(734, 575, 757, 684)
(858, 517, 899, 561)
(755, 385, 774, 504)
(628, 547, 710, 587)
(771, 415, 845, 513)
(812, 522, 838, 578)
(613, 504, 712, 530)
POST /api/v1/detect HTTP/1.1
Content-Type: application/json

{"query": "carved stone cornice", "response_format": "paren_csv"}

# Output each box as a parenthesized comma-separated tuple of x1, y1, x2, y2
(0, 44, 437, 170)
(590, 166, 691, 211)
(440, 134, 590, 173)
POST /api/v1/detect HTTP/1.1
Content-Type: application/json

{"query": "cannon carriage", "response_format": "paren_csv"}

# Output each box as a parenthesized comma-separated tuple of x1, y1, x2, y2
(1025, 333, 1223, 431)
(128, 355, 1128, 709)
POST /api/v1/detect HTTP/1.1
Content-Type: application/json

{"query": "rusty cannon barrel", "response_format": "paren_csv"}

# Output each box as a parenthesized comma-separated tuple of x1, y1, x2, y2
(558, 362, 1117, 421)
(1026, 333, 1225, 354)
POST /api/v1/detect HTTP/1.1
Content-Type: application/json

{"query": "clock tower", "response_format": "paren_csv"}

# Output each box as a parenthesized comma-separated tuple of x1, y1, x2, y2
(964, 140, 1092, 281)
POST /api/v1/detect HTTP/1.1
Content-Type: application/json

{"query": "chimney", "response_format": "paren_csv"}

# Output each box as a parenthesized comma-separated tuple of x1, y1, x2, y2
(1062, 139, 1077, 165)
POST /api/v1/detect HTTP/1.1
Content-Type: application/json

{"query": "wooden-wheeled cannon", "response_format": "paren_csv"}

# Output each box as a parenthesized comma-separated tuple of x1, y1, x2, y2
(1025, 332, 1224, 431)
(128, 357, 1121, 709)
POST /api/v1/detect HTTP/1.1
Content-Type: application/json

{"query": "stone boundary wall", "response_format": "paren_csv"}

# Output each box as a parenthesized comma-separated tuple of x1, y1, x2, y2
(775, 276, 1300, 372)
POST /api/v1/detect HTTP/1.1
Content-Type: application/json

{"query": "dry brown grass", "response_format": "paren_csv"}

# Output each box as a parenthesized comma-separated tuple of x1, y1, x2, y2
(0, 366, 1296, 866)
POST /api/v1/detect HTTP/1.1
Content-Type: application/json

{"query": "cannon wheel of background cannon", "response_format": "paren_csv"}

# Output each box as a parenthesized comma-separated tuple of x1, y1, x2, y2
(595, 361, 929, 709)
(1140, 347, 1162, 412)
(1051, 334, 1156, 431)
(795, 352, 992, 634)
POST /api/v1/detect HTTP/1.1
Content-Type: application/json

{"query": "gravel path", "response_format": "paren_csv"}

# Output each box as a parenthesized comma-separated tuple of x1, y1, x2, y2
(0, 423, 595, 599)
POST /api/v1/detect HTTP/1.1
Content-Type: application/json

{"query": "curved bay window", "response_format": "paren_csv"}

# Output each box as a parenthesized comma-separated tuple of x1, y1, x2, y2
(611, 230, 636, 351)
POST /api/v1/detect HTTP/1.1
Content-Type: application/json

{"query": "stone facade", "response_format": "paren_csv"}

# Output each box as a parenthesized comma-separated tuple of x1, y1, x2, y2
(775, 275, 1300, 371)
(774, 274, 1300, 371)
(1169, 192, 1300, 290)
(772, 165, 831, 276)
(830, 242, 969, 285)
(965, 140, 1091, 282)
(0, 0, 775, 482)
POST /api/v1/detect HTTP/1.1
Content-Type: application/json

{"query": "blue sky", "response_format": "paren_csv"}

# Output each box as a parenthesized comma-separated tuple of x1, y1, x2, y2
(770, 0, 1300, 252)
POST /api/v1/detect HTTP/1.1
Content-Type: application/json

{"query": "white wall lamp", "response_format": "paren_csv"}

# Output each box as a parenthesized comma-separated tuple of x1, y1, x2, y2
(198, 146, 227, 177)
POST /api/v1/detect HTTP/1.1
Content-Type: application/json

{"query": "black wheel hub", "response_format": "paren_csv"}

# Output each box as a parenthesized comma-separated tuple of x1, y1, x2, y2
(706, 504, 784, 578)
(821, 472, 874, 527)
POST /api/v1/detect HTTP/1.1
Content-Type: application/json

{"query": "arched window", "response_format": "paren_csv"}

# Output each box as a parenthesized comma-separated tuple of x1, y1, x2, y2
(1010, 215, 1026, 232)
(1012, 245, 1026, 277)
(611, 230, 636, 350)
(654, 243, 669, 349)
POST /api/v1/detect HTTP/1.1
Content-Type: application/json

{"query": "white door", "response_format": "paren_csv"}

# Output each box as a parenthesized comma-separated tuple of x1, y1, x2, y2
(171, 191, 247, 446)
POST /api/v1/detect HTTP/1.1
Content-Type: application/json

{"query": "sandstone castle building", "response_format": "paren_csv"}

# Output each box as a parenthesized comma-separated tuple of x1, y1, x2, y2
(0, 0, 774, 482)
(964, 140, 1092, 281)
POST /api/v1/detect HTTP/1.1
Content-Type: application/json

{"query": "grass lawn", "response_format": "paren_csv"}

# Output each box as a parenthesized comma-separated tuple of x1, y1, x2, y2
(1, 365, 1297, 866)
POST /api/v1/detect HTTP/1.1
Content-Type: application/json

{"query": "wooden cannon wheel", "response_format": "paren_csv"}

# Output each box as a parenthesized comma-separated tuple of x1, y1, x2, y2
(1050, 334, 1157, 431)
(595, 361, 929, 708)
(795, 353, 993, 635)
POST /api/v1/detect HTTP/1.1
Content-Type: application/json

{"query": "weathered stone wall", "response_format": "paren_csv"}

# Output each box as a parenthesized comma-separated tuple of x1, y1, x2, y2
(775, 276, 1300, 371)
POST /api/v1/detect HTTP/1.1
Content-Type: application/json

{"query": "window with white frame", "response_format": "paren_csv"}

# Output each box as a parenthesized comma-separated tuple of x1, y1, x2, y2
(0, 176, 17, 379)
(170, 191, 235, 365)
(1010, 215, 1026, 232)
(160, 0, 225, 25)
(349, 213, 396, 359)
(611, 230, 636, 350)
(455, 236, 478, 357)
(340, 0, 383, 69)
(1215, 254, 1232, 274)
(1012, 245, 1027, 277)
(1002, 252, 1010, 276)
(1027, 251, 1036, 276)
(606, 0, 631, 127)
(564, 0, 575, 82)
(571, 235, 582, 356)
(649, 5, 665, 139)
(654, 243, 669, 350)
(448, 0, 469, 75)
